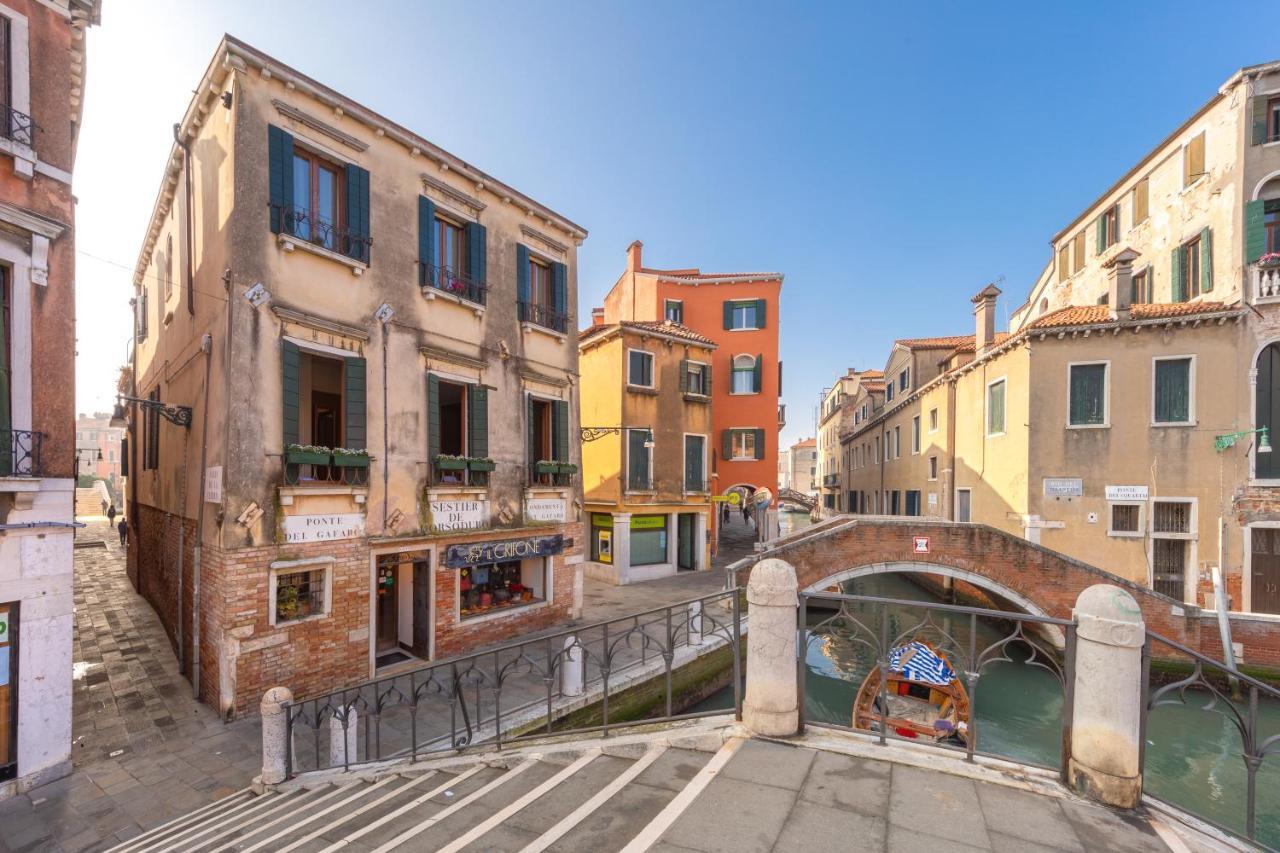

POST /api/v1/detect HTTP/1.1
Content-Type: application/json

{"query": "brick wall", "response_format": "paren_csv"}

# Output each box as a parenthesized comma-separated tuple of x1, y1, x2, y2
(131, 502, 197, 673)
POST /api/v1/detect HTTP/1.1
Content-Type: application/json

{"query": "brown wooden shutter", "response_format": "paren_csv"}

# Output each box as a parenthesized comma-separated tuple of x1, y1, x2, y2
(1057, 245, 1069, 283)
(1184, 132, 1205, 187)
(1133, 177, 1149, 225)
(1072, 232, 1086, 274)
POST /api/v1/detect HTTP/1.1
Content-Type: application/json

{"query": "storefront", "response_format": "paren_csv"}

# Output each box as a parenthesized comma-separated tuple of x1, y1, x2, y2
(0, 602, 16, 782)
(586, 508, 708, 585)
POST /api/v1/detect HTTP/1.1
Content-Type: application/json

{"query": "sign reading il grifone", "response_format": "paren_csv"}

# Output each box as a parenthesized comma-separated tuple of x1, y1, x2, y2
(429, 499, 487, 532)
(282, 513, 365, 544)
(1105, 485, 1150, 501)
(445, 534, 565, 568)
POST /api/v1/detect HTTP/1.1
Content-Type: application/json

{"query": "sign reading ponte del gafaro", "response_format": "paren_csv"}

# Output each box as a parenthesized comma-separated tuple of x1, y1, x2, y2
(445, 534, 565, 569)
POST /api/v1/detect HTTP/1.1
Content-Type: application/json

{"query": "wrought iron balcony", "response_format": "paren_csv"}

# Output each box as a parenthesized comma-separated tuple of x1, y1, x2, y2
(518, 301, 569, 334)
(422, 263, 487, 306)
(0, 429, 43, 477)
(282, 446, 369, 487)
(270, 204, 371, 261)
(430, 456, 492, 488)
(822, 473, 840, 488)
(0, 104, 34, 148)
(528, 461, 576, 488)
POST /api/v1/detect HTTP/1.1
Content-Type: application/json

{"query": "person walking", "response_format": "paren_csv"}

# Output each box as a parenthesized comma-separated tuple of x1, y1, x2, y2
(106, 503, 117, 525)
(117, 518, 127, 547)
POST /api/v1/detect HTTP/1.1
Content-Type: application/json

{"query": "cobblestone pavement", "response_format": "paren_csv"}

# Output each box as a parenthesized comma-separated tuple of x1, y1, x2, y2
(0, 519, 262, 853)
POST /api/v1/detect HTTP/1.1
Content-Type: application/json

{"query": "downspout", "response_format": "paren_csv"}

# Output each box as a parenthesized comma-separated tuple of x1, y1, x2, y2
(382, 319, 390, 530)
(173, 123, 195, 316)
(947, 380, 957, 520)
(191, 332, 213, 700)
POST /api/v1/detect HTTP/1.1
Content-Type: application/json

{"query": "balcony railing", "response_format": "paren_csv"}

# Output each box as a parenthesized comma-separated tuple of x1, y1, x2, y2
(822, 473, 840, 487)
(684, 476, 709, 493)
(270, 204, 371, 261)
(528, 461, 576, 488)
(1253, 261, 1280, 304)
(430, 456, 492, 488)
(422, 263, 487, 306)
(282, 447, 370, 487)
(0, 429, 42, 477)
(518, 301, 569, 334)
(0, 104, 34, 148)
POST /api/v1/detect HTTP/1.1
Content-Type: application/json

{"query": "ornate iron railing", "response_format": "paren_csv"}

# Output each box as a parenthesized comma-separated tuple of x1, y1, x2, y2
(270, 203, 371, 261)
(518, 300, 569, 334)
(422, 263, 487, 306)
(0, 103, 34, 147)
(283, 588, 742, 776)
(0, 429, 42, 477)
(798, 591, 1075, 775)
(282, 448, 370, 487)
(527, 463, 575, 488)
(1142, 631, 1280, 850)
(430, 459, 490, 488)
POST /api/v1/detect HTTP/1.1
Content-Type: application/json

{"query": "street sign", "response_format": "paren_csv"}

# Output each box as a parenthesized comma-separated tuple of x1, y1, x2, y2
(711, 493, 742, 505)
(913, 536, 930, 554)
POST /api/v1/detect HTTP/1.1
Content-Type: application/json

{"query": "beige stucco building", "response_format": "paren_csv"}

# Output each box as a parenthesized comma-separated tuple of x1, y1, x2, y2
(816, 370, 880, 513)
(578, 319, 715, 584)
(125, 37, 587, 717)
(784, 437, 817, 496)
(842, 59, 1280, 621)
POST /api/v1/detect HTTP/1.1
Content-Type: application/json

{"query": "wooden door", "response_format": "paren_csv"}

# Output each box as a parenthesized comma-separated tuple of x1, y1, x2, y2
(677, 514, 696, 571)
(1252, 528, 1280, 614)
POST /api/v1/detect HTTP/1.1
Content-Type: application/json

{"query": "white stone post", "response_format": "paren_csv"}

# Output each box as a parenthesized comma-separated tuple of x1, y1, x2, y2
(329, 708, 358, 768)
(259, 686, 292, 787)
(561, 636, 584, 697)
(743, 558, 799, 737)
(611, 512, 632, 584)
(688, 601, 704, 646)
(1069, 584, 1146, 809)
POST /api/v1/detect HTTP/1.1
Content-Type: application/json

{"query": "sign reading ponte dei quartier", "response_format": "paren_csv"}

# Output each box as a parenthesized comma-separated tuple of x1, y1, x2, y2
(445, 534, 565, 568)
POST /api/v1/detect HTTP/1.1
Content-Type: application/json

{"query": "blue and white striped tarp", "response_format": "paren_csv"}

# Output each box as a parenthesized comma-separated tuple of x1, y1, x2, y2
(887, 642, 955, 687)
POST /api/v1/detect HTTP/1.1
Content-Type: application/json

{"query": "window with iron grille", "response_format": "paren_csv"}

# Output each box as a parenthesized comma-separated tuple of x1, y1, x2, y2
(274, 568, 327, 624)
(1109, 503, 1141, 535)
(1152, 501, 1191, 533)
(1152, 539, 1187, 599)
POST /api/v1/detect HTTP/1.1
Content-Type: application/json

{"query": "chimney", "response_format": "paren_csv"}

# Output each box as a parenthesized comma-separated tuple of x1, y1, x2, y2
(971, 283, 1002, 353)
(591, 307, 605, 327)
(1105, 249, 1141, 321)
(627, 240, 643, 273)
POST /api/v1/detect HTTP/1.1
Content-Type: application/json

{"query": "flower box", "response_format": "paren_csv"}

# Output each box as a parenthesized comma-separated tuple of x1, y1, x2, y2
(533, 461, 559, 475)
(435, 455, 469, 471)
(1259, 252, 1280, 268)
(286, 446, 331, 466)
(468, 458, 497, 472)
(556, 463, 578, 475)
(333, 449, 371, 468)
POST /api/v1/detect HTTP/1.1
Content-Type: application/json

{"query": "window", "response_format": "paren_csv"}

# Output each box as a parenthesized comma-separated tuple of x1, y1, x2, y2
(529, 257, 554, 310)
(1266, 199, 1280, 255)
(1133, 177, 1150, 225)
(928, 455, 938, 481)
(886, 382, 895, 403)
(272, 564, 330, 625)
(631, 515, 669, 566)
(459, 559, 547, 619)
(890, 490, 900, 515)
(899, 369, 909, 393)
(1071, 232, 1086, 274)
(1108, 503, 1142, 537)
(956, 488, 972, 523)
(874, 436, 880, 463)
(684, 435, 706, 492)
(905, 490, 920, 516)
(0, 601, 14, 781)
(1153, 357, 1193, 425)
(144, 386, 161, 470)
(436, 215, 468, 275)
(1177, 234, 1203, 301)
(726, 300, 762, 330)
(986, 378, 1006, 436)
(929, 408, 938, 432)
(627, 429, 653, 490)
(1057, 244, 1070, 283)
(1131, 267, 1151, 305)
(683, 361, 709, 396)
(1068, 363, 1108, 427)
(1258, 343, 1280, 480)
(628, 350, 654, 388)
(136, 287, 149, 341)
(292, 148, 344, 251)
(727, 428, 760, 461)
(1183, 131, 1206, 187)
(731, 354, 759, 394)
(861, 404, 868, 420)
(164, 234, 174, 301)
(893, 426, 901, 459)
(1151, 500, 1194, 600)
(911, 415, 921, 454)
(1097, 204, 1119, 252)
(664, 299, 683, 323)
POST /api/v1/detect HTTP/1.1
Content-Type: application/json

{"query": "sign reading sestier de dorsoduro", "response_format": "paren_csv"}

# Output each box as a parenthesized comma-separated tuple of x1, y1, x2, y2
(445, 534, 565, 568)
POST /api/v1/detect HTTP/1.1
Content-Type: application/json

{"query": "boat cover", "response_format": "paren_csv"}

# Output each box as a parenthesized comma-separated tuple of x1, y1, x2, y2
(887, 641, 955, 687)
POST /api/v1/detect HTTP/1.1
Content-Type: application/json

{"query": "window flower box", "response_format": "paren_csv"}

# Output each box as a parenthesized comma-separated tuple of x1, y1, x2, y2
(555, 463, 578, 475)
(1259, 252, 1280, 269)
(468, 458, 497, 472)
(333, 448, 371, 468)
(534, 460, 559, 475)
(286, 445, 331, 466)
(435, 455, 469, 471)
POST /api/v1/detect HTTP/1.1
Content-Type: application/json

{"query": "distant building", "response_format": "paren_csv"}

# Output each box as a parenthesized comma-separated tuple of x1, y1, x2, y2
(816, 370, 880, 513)
(75, 412, 124, 496)
(579, 319, 716, 584)
(785, 437, 817, 496)
(0, 0, 99, 799)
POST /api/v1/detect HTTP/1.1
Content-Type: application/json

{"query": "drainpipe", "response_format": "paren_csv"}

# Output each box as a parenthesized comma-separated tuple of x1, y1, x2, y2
(191, 332, 213, 700)
(173, 123, 195, 316)
(947, 381, 957, 520)
(382, 319, 390, 530)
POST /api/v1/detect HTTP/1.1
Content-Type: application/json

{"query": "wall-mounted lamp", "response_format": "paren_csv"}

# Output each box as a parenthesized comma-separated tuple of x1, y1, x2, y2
(1215, 426, 1271, 454)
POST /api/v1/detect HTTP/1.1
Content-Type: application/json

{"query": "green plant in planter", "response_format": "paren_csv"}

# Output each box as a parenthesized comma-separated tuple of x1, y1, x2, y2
(534, 459, 559, 475)
(276, 584, 301, 622)
(286, 444, 332, 465)
(467, 457, 497, 472)
(435, 454, 469, 470)
(556, 462, 578, 475)
(333, 447, 372, 467)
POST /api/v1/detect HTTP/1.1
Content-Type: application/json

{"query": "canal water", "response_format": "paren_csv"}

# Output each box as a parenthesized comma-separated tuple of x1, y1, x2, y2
(694, 563, 1280, 846)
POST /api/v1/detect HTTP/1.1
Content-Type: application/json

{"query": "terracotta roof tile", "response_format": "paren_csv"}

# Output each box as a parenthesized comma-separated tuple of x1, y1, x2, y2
(895, 334, 975, 350)
(1029, 301, 1231, 329)
(578, 320, 717, 347)
(947, 333, 1011, 355)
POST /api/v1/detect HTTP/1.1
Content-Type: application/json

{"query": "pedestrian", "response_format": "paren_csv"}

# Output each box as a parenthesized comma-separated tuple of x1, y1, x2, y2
(117, 518, 127, 547)
(106, 503, 116, 524)
(741, 502, 749, 524)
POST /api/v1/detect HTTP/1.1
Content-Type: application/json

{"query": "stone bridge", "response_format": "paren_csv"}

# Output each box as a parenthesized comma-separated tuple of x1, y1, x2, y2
(777, 488, 816, 512)
(730, 516, 1280, 669)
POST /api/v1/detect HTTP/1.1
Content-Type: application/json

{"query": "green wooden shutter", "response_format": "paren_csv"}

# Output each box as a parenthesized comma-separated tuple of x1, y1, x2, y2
(753, 354, 763, 393)
(0, 290, 8, 472)
(678, 359, 689, 392)
(467, 384, 488, 459)
(1154, 359, 1190, 424)
(343, 357, 367, 450)
(427, 374, 441, 461)
(705, 362, 713, 396)
(756, 299, 767, 328)
(1171, 246, 1186, 302)
(723, 301, 733, 330)
(1254, 95, 1270, 146)
(1200, 227, 1213, 293)
(1248, 200, 1267, 264)
(526, 395, 536, 465)
(753, 428, 765, 460)
(553, 400, 569, 462)
(418, 196, 436, 286)
(552, 262, 568, 321)
(282, 340, 300, 446)
(267, 125, 294, 234)
(517, 245, 530, 321)
(722, 429, 732, 460)
(345, 163, 370, 262)
(1258, 345, 1279, 479)
(1095, 216, 1105, 255)
(467, 221, 487, 289)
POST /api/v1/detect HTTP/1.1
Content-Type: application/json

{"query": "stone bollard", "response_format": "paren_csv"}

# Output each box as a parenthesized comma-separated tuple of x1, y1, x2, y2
(329, 707, 358, 768)
(259, 686, 293, 786)
(742, 558, 799, 737)
(561, 636, 584, 697)
(688, 601, 704, 646)
(1069, 584, 1146, 809)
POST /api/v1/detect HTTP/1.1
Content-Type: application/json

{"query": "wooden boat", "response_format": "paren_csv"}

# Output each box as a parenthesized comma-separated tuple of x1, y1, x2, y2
(852, 640, 971, 746)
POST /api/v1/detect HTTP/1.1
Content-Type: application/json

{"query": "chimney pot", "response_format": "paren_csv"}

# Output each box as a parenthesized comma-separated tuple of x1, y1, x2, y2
(627, 240, 643, 273)
(591, 307, 605, 327)
(1105, 249, 1141, 321)
(970, 283, 1002, 353)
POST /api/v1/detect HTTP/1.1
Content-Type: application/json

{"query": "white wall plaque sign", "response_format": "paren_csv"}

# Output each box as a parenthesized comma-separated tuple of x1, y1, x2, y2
(1043, 478, 1083, 497)
(282, 513, 365, 544)
(204, 466, 223, 503)
(1105, 485, 1149, 501)
(429, 500, 487, 532)
(526, 498, 567, 523)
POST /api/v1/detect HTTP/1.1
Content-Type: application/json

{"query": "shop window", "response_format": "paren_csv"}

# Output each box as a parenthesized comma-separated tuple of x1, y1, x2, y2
(271, 564, 330, 626)
(458, 559, 546, 619)
(631, 515, 668, 566)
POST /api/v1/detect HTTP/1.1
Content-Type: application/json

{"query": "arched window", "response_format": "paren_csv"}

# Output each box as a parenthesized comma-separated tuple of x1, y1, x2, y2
(732, 354, 759, 394)
(1257, 343, 1280, 479)
(1039, 297, 1049, 315)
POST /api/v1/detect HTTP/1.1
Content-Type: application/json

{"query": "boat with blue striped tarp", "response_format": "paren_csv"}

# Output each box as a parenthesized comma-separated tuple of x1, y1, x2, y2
(852, 640, 971, 746)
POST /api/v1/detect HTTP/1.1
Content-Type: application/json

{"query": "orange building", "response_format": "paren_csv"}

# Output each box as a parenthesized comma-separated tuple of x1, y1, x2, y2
(595, 242, 783, 504)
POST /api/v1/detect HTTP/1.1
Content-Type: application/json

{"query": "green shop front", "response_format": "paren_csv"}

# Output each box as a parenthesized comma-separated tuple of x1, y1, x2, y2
(584, 504, 709, 585)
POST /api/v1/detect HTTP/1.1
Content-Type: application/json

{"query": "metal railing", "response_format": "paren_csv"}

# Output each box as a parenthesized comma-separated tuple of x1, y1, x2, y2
(518, 300, 570, 334)
(430, 460, 490, 488)
(0, 429, 42, 477)
(1142, 631, 1280, 850)
(422, 263, 487, 306)
(282, 450, 370, 487)
(270, 203, 371, 261)
(799, 591, 1075, 775)
(0, 103, 34, 147)
(284, 588, 742, 776)
(527, 464, 575, 488)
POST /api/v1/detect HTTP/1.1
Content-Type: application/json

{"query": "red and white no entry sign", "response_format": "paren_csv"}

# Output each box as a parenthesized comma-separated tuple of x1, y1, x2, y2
(913, 536, 930, 553)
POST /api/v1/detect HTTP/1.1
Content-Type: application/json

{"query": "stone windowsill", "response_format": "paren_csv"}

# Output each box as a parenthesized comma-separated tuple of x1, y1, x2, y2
(525, 486, 571, 498)
(683, 393, 710, 403)
(277, 233, 369, 276)
(521, 321, 567, 344)
(426, 485, 488, 500)
(422, 286, 485, 316)
(278, 484, 369, 506)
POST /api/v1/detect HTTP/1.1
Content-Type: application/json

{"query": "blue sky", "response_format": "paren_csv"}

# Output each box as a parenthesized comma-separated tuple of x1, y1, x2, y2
(74, 1, 1280, 444)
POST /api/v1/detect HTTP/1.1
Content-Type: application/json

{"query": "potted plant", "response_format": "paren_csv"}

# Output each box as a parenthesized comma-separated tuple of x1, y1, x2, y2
(1259, 252, 1280, 268)
(534, 459, 559, 475)
(286, 444, 331, 466)
(333, 447, 371, 467)
(467, 457, 497, 472)
(435, 453, 469, 471)
(556, 462, 578, 475)
(276, 583, 301, 621)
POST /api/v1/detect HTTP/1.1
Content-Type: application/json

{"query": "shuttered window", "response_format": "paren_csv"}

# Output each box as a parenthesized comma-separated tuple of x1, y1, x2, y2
(1057, 245, 1070, 283)
(1131, 266, 1151, 304)
(628, 350, 654, 387)
(684, 435, 706, 491)
(1173, 230, 1210, 301)
(1068, 363, 1108, 427)
(986, 378, 1006, 435)
(731, 355, 756, 394)
(1132, 177, 1149, 225)
(725, 300, 764, 330)
(1071, 232, 1086, 274)
(627, 428, 651, 490)
(1256, 344, 1280, 479)
(1183, 131, 1206, 187)
(1153, 357, 1192, 425)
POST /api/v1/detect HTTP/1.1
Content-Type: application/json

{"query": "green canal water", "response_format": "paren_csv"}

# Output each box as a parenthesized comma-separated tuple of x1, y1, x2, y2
(694, 530, 1280, 846)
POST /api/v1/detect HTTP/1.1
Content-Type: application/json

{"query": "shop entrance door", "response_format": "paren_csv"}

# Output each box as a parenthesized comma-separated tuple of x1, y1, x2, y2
(677, 514, 696, 571)
(376, 561, 398, 654)
(0, 602, 16, 782)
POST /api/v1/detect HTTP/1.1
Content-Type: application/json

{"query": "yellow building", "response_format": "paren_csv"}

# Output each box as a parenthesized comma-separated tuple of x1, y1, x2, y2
(578, 318, 716, 584)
